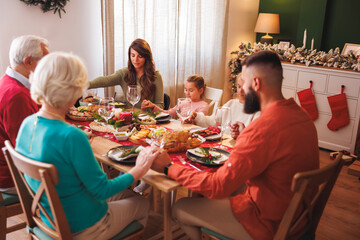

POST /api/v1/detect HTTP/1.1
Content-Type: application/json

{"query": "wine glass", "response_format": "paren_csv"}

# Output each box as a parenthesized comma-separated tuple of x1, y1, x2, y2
(98, 97, 114, 138)
(216, 107, 232, 148)
(176, 98, 192, 127)
(127, 85, 141, 112)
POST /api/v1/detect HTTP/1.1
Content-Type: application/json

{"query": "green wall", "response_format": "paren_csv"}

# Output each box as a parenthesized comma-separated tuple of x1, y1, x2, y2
(257, 0, 360, 51)
(322, 0, 360, 50)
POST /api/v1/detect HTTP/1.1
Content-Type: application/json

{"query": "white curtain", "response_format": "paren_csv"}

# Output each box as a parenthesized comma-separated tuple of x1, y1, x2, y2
(110, 0, 229, 107)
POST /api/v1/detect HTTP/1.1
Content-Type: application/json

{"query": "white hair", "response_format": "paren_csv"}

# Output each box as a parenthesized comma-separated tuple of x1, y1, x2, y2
(30, 52, 88, 109)
(9, 35, 49, 68)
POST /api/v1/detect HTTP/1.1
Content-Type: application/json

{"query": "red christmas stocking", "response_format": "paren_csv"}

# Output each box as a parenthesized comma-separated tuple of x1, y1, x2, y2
(327, 86, 350, 131)
(297, 81, 318, 121)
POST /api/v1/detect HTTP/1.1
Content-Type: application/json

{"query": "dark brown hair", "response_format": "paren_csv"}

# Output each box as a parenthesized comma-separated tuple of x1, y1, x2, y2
(186, 74, 206, 98)
(242, 50, 283, 82)
(125, 39, 156, 100)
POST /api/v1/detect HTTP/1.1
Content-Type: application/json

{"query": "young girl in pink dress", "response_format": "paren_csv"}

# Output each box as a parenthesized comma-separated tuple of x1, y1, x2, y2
(142, 74, 209, 116)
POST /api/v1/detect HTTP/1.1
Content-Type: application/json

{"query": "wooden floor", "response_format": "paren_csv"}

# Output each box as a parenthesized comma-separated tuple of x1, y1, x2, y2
(5, 149, 360, 240)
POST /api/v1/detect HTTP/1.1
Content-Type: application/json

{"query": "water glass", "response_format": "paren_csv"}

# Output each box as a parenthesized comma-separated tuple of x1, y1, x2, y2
(215, 107, 232, 148)
(98, 97, 114, 137)
(176, 98, 192, 126)
(127, 85, 140, 112)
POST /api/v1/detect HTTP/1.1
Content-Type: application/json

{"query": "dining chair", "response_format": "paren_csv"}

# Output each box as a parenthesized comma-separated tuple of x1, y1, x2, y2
(201, 152, 345, 240)
(164, 93, 171, 110)
(2, 140, 144, 240)
(0, 191, 26, 240)
(204, 87, 223, 116)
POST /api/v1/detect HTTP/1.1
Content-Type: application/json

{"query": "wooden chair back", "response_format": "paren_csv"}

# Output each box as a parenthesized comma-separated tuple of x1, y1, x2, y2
(274, 152, 344, 240)
(204, 87, 223, 116)
(2, 140, 72, 240)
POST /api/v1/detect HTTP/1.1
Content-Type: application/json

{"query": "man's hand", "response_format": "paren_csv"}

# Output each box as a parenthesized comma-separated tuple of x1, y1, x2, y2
(141, 100, 155, 110)
(151, 149, 171, 173)
(184, 111, 197, 124)
(230, 121, 245, 139)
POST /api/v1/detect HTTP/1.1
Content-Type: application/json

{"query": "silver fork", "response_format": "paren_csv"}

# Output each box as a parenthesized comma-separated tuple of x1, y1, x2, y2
(177, 156, 203, 171)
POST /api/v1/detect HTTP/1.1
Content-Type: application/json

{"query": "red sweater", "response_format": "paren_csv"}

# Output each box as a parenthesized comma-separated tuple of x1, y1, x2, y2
(0, 74, 38, 188)
(169, 99, 319, 239)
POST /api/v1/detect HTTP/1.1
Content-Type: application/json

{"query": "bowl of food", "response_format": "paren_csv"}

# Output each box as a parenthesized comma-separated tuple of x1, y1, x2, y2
(113, 131, 129, 141)
(79, 96, 99, 106)
(139, 117, 156, 125)
(109, 101, 126, 108)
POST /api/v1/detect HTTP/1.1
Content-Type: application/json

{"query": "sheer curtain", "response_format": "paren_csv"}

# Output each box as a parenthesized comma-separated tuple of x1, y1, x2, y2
(103, 0, 229, 107)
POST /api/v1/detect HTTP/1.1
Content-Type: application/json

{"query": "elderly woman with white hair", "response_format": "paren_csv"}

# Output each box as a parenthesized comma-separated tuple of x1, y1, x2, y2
(15, 52, 159, 239)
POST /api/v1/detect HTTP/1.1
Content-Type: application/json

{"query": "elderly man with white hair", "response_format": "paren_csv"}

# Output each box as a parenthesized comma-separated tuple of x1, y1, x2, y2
(0, 35, 49, 194)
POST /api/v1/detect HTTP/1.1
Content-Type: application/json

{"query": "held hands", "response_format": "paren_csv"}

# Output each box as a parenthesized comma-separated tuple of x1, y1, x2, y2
(151, 148, 171, 173)
(184, 111, 197, 124)
(230, 121, 245, 139)
(129, 146, 161, 180)
(141, 100, 155, 111)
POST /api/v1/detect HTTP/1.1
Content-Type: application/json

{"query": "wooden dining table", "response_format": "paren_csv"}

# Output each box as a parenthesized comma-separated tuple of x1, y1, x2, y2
(88, 119, 236, 240)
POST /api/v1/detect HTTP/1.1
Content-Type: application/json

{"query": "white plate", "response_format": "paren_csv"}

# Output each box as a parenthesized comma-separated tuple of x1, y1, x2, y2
(155, 112, 170, 119)
(139, 112, 170, 119)
(107, 145, 145, 162)
(187, 147, 229, 165)
(190, 127, 222, 141)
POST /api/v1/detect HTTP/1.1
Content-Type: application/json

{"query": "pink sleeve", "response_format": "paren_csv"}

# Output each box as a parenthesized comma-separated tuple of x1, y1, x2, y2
(196, 101, 209, 115)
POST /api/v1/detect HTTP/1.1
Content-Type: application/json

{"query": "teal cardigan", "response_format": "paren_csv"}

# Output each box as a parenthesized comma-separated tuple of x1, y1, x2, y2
(16, 115, 134, 233)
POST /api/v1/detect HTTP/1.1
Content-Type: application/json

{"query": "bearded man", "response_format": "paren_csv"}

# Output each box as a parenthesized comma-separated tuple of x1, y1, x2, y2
(150, 50, 319, 240)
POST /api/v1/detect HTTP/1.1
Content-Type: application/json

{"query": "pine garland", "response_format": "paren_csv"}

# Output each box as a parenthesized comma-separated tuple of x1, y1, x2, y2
(228, 42, 360, 93)
(20, 0, 70, 18)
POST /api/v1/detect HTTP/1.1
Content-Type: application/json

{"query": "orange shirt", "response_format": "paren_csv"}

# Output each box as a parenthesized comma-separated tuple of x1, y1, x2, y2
(168, 98, 319, 239)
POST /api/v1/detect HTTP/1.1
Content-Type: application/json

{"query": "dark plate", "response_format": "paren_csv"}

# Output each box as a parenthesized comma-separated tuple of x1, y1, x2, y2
(156, 115, 172, 124)
(107, 145, 144, 164)
(186, 147, 230, 166)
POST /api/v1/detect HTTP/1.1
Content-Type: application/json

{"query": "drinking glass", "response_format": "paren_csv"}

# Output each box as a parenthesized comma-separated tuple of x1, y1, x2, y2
(127, 85, 141, 112)
(98, 97, 114, 138)
(176, 98, 192, 127)
(216, 107, 232, 148)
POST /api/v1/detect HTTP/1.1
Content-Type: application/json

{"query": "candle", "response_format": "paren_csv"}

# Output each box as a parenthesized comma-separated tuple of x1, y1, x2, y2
(311, 38, 314, 50)
(303, 29, 307, 48)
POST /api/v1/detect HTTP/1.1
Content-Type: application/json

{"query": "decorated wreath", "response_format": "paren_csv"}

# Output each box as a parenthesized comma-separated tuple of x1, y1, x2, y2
(20, 0, 70, 18)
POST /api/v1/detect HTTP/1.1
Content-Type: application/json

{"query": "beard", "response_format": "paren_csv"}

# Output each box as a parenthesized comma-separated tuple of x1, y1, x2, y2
(244, 86, 260, 114)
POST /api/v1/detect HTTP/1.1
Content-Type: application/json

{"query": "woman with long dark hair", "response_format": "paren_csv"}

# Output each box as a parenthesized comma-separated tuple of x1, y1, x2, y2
(89, 39, 164, 108)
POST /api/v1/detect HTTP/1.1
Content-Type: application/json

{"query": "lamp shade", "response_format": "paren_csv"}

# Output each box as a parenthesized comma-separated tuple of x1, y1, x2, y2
(254, 13, 280, 34)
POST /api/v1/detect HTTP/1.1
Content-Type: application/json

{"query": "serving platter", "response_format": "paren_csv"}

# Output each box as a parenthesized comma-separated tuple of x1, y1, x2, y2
(190, 127, 222, 141)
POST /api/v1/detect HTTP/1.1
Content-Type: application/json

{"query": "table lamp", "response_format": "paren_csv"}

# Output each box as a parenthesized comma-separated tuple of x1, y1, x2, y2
(254, 13, 280, 45)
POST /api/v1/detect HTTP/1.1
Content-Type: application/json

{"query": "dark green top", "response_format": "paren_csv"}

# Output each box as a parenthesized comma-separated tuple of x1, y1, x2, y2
(89, 67, 164, 109)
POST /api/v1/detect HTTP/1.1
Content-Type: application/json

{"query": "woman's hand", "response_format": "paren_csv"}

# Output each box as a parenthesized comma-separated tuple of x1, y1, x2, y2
(141, 100, 155, 110)
(83, 128, 94, 143)
(129, 146, 161, 180)
(230, 121, 245, 139)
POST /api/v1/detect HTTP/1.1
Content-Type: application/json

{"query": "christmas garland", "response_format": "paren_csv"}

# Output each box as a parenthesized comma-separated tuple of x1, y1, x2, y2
(20, 0, 70, 18)
(229, 42, 360, 93)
